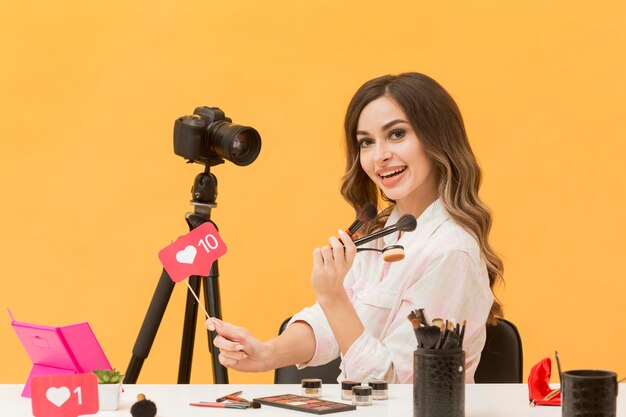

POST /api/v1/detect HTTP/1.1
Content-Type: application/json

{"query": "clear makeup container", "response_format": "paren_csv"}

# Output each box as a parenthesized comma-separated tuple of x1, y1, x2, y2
(301, 378, 322, 398)
(351, 385, 373, 406)
(341, 380, 361, 401)
(368, 380, 389, 400)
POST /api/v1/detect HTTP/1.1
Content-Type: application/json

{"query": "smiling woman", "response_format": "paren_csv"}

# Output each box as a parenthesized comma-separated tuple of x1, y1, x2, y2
(206, 72, 503, 384)
(355, 95, 438, 217)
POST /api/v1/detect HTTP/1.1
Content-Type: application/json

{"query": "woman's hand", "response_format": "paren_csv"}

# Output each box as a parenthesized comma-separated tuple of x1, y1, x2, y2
(311, 229, 356, 303)
(206, 317, 271, 372)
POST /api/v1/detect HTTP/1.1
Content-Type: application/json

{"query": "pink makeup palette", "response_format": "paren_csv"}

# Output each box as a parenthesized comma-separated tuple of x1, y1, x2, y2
(254, 394, 356, 414)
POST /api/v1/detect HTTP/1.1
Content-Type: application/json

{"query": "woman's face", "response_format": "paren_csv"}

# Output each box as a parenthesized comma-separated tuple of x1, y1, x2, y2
(357, 96, 438, 214)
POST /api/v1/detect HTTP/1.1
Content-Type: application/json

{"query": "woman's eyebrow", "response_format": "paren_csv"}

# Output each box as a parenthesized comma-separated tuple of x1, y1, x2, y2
(356, 119, 409, 136)
(382, 119, 409, 130)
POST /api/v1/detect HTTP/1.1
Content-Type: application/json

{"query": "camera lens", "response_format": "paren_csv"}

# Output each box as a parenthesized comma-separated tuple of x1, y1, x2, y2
(209, 122, 261, 166)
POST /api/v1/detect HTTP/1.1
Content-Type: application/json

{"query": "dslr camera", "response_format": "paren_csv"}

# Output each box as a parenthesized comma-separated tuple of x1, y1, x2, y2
(174, 106, 261, 166)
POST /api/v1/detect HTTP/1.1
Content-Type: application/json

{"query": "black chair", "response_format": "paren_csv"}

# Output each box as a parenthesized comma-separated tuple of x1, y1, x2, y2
(274, 317, 523, 384)
(474, 318, 523, 383)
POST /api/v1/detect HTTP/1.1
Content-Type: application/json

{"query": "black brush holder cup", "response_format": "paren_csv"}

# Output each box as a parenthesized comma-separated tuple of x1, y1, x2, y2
(562, 370, 618, 417)
(413, 348, 465, 417)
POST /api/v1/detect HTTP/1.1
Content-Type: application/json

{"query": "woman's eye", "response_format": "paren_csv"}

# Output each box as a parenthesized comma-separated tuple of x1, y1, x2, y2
(389, 129, 406, 140)
(357, 138, 373, 148)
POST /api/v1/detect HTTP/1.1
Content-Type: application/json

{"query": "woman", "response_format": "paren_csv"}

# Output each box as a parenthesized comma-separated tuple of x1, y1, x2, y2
(207, 72, 503, 383)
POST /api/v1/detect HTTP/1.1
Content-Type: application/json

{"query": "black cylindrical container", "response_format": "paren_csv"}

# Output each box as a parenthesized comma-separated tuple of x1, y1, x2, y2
(562, 370, 618, 417)
(413, 348, 465, 417)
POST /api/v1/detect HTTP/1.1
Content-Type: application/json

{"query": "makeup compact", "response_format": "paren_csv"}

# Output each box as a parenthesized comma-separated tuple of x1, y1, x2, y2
(340, 380, 361, 401)
(301, 378, 323, 398)
(351, 386, 373, 406)
(368, 380, 389, 400)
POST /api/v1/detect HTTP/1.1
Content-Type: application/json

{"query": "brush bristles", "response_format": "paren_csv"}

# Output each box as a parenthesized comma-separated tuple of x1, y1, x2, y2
(408, 309, 466, 349)
(396, 214, 417, 232)
(358, 202, 378, 222)
(431, 318, 445, 331)
(347, 203, 378, 236)
(130, 399, 157, 417)
(414, 308, 428, 326)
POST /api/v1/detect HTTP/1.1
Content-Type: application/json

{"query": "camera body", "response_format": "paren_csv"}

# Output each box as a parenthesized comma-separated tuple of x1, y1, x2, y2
(174, 106, 261, 166)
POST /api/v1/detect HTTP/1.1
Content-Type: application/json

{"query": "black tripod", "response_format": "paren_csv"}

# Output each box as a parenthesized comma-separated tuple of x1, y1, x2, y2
(124, 165, 228, 384)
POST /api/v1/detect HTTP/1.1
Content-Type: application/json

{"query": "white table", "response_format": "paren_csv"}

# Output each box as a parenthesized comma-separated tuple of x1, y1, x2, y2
(1, 384, 623, 416)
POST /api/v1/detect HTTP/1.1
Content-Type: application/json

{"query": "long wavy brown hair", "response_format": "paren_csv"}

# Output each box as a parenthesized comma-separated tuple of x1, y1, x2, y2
(340, 73, 504, 324)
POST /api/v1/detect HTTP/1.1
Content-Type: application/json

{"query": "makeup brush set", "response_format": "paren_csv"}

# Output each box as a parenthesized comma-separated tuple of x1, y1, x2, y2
(190, 390, 261, 409)
(408, 308, 466, 350)
(346, 203, 417, 263)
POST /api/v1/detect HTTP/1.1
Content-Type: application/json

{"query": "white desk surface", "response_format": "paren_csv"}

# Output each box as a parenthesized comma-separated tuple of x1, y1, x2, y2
(1, 383, 623, 416)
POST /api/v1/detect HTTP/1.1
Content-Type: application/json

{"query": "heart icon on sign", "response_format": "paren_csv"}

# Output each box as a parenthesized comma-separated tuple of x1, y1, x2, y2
(176, 245, 197, 264)
(45, 386, 70, 407)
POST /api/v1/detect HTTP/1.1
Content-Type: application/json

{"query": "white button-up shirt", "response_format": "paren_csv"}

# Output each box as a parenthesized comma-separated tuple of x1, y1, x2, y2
(289, 198, 493, 383)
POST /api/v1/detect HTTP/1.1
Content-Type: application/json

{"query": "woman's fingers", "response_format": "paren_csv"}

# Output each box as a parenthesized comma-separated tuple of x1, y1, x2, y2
(338, 229, 356, 261)
(206, 318, 248, 352)
(216, 339, 248, 360)
(312, 248, 323, 270)
(319, 244, 334, 263)
(219, 352, 239, 368)
(213, 334, 246, 354)
(328, 235, 344, 262)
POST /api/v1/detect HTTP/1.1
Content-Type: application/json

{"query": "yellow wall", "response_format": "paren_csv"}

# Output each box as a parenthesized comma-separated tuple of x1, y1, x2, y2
(1, 1, 625, 384)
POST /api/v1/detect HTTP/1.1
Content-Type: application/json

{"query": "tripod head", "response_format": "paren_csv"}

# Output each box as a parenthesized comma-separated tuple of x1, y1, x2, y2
(190, 165, 217, 219)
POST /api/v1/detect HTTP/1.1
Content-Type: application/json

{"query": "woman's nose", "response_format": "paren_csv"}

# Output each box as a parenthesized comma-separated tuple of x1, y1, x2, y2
(373, 141, 391, 164)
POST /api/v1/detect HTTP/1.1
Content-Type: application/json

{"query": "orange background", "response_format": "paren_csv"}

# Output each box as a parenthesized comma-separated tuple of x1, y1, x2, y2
(1, 1, 625, 384)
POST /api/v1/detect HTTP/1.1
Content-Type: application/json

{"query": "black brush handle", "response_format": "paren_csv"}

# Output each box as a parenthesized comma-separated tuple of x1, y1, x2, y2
(352, 224, 398, 246)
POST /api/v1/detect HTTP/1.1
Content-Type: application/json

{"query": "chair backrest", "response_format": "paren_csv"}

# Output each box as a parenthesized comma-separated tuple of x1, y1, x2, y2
(474, 318, 523, 383)
(274, 316, 523, 384)
(274, 317, 341, 384)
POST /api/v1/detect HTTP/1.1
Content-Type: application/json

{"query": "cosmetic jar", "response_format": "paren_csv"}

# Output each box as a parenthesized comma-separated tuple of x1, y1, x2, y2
(351, 386, 373, 406)
(341, 380, 361, 401)
(301, 378, 322, 398)
(368, 380, 388, 400)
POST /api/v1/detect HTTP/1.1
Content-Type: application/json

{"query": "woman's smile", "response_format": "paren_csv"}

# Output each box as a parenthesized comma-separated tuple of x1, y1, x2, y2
(376, 165, 408, 186)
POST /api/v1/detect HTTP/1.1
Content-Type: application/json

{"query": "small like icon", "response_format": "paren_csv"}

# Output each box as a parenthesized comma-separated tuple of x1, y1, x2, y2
(31, 373, 99, 417)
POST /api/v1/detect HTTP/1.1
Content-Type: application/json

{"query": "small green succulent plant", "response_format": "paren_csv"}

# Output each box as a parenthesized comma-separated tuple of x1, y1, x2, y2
(92, 368, 124, 384)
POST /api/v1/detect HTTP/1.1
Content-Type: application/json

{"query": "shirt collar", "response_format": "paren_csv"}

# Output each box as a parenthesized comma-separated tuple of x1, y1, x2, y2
(382, 198, 449, 246)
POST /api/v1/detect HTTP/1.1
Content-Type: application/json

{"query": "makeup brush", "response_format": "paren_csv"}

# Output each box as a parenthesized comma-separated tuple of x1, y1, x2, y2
(459, 320, 467, 347)
(541, 388, 561, 401)
(414, 308, 429, 327)
(191, 401, 261, 409)
(408, 312, 422, 344)
(216, 390, 243, 402)
(381, 245, 405, 262)
(416, 325, 441, 349)
(555, 351, 563, 387)
(346, 203, 377, 238)
(435, 320, 450, 349)
(223, 395, 254, 405)
(130, 393, 157, 417)
(431, 318, 445, 331)
(352, 214, 417, 247)
(441, 329, 461, 349)
(356, 244, 405, 262)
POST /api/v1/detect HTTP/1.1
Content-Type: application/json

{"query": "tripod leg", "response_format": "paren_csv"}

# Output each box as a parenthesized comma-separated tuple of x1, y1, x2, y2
(124, 268, 175, 384)
(178, 275, 201, 383)
(203, 260, 229, 383)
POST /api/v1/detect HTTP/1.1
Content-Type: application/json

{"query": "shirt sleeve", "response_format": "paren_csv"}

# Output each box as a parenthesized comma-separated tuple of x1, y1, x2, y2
(340, 249, 493, 383)
(287, 255, 362, 369)
(287, 302, 340, 368)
